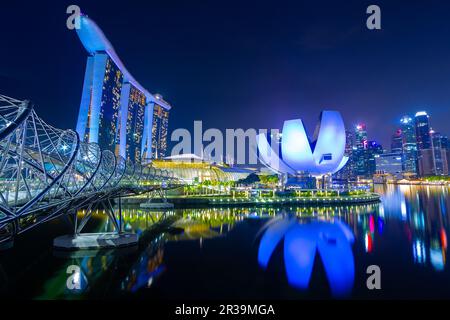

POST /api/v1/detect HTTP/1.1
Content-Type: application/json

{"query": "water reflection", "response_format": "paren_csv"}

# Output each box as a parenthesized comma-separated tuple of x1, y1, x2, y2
(258, 216, 355, 297)
(38, 210, 173, 299)
(38, 249, 128, 299)
(122, 236, 166, 293)
(375, 185, 449, 270)
(1, 185, 449, 299)
(119, 208, 244, 293)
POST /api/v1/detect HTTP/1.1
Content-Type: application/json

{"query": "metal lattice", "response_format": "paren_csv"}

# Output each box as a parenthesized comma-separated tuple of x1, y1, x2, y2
(0, 95, 180, 243)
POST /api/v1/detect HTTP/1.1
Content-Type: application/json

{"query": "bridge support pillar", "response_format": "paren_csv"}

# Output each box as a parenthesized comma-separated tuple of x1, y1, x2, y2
(140, 188, 174, 209)
(53, 198, 138, 250)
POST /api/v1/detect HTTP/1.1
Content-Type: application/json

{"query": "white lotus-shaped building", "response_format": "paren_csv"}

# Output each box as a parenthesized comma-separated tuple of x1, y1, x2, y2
(257, 111, 348, 177)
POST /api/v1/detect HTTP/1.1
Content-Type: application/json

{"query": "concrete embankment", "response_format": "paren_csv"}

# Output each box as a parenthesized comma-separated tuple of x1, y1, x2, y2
(123, 193, 381, 208)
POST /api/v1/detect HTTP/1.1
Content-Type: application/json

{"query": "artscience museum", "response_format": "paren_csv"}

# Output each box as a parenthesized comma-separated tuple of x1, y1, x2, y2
(257, 111, 349, 178)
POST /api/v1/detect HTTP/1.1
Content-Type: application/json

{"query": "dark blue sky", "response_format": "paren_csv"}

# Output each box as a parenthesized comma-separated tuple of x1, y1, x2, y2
(1, 0, 450, 148)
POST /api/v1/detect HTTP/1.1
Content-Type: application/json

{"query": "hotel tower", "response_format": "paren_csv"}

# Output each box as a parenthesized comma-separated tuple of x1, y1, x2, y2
(74, 14, 171, 164)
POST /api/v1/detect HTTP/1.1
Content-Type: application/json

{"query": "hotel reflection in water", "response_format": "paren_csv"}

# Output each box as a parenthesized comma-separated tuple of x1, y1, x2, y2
(37, 185, 449, 299)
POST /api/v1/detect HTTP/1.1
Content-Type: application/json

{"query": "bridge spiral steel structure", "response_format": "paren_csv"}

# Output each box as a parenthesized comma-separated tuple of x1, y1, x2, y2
(0, 95, 178, 244)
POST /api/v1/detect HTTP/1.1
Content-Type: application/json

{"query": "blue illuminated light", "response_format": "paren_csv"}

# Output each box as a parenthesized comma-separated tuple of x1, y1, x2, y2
(257, 111, 348, 176)
(258, 218, 355, 297)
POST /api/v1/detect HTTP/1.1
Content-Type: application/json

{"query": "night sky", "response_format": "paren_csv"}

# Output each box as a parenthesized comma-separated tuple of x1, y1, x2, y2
(1, 0, 450, 150)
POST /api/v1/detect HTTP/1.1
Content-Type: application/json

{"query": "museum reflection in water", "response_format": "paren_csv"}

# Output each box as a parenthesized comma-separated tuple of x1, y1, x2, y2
(258, 217, 355, 297)
(7, 185, 449, 299)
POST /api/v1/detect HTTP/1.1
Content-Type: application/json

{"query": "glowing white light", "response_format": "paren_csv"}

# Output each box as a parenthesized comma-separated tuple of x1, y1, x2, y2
(379, 205, 385, 218)
(364, 233, 371, 252)
(430, 248, 444, 271)
(401, 200, 407, 220)
(415, 111, 428, 117)
(400, 116, 411, 124)
(413, 240, 426, 264)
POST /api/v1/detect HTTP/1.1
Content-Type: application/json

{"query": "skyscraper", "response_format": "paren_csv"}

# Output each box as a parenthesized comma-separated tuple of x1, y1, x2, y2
(391, 129, 403, 154)
(442, 135, 449, 149)
(375, 153, 403, 178)
(418, 148, 436, 176)
(415, 111, 432, 150)
(415, 111, 435, 176)
(355, 123, 368, 149)
(124, 86, 146, 163)
(400, 115, 418, 175)
(443, 136, 450, 173)
(334, 130, 354, 181)
(430, 130, 448, 175)
(351, 124, 382, 178)
(367, 140, 383, 177)
(150, 94, 170, 159)
(353, 124, 368, 178)
(74, 14, 172, 164)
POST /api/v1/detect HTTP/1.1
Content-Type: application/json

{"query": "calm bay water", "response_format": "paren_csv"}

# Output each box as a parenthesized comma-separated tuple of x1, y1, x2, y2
(0, 185, 449, 299)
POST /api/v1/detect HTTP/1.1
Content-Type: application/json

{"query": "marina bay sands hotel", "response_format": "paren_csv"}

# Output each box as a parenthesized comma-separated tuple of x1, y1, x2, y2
(75, 14, 171, 164)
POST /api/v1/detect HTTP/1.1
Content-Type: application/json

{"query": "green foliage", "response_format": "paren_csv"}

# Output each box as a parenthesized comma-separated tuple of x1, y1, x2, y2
(275, 190, 296, 198)
(423, 176, 450, 182)
(202, 180, 212, 186)
(237, 173, 260, 185)
(259, 174, 279, 185)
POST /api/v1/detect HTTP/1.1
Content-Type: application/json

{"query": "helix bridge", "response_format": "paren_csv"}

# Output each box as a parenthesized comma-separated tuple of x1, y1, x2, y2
(0, 94, 181, 245)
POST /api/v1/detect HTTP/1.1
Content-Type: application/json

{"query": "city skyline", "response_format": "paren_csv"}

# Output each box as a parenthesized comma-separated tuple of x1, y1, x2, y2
(1, 0, 450, 150)
(2, 1, 450, 306)
(68, 10, 449, 179)
(336, 109, 449, 180)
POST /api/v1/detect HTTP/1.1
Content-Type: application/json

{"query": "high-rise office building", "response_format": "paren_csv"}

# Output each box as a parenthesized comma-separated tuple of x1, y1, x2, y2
(345, 130, 354, 153)
(352, 141, 383, 179)
(74, 14, 172, 164)
(442, 135, 449, 149)
(430, 131, 448, 175)
(391, 129, 403, 154)
(334, 130, 354, 181)
(442, 135, 450, 173)
(375, 153, 403, 178)
(415, 111, 432, 150)
(353, 124, 368, 177)
(367, 140, 383, 177)
(417, 149, 436, 176)
(415, 111, 434, 176)
(355, 123, 368, 149)
(400, 115, 418, 175)
(351, 123, 383, 178)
